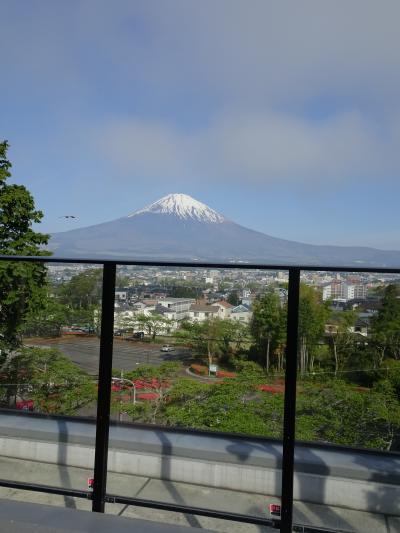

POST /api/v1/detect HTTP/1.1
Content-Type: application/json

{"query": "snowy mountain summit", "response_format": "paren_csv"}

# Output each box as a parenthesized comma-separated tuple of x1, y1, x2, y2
(50, 192, 400, 267)
(129, 193, 226, 224)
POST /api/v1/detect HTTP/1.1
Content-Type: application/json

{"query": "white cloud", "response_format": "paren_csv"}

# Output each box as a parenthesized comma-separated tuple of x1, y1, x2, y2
(3, 1, 400, 108)
(3, 1, 400, 190)
(94, 109, 399, 184)
(97, 121, 187, 177)
(75, 0, 400, 107)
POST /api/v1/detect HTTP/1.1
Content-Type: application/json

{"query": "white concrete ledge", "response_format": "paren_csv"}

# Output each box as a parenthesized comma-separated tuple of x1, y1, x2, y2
(0, 412, 399, 516)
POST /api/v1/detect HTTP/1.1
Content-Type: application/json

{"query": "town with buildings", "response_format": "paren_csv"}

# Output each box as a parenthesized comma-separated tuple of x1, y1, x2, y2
(48, 264, 400, 339)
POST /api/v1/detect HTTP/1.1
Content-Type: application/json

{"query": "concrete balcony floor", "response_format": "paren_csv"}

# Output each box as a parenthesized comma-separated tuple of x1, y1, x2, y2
(0, 499, 215, 533)
(0, 457, 399, 533)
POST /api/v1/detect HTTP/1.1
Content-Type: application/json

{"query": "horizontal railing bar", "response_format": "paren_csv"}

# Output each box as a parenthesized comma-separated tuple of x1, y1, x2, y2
(1, 255, 400, 274)
(105, 495, 350, 532)
(105, 494, 279, 528)
(0, 479, 91, 499)
(0, 478, 347, 532)
(292, 526, 352, 533)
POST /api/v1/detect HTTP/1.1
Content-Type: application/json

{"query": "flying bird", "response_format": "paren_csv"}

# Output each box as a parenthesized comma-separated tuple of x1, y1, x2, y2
(59, 215, 77, 219)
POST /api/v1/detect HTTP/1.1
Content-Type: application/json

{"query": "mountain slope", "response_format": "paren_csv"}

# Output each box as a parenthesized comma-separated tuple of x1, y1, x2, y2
(49, 193, 400, 267)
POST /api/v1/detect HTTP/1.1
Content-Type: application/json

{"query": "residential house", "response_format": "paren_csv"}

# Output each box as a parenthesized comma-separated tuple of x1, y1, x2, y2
(230, 304, 252, 323)
(213, 300, 233, 318)
(188, 304, 220, 322)
(115, 289, 129, 302)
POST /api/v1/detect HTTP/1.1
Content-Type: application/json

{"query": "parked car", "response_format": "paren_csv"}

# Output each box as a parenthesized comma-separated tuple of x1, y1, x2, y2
(62, 325, 94, 335)
(126, 331, 145, 341)
(161, 344, 174, 352)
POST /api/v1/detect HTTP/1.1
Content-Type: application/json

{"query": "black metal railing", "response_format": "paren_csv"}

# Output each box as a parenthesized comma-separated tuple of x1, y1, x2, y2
(1, 255, 400, 533)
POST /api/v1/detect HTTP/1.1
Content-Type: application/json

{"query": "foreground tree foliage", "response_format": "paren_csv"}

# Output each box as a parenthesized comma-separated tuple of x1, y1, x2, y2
(296, 380, 400, 450)
(57, 268, 102, 309)
(371, 284, 400, 363)
(105, 281, 400, 451)
(177, 317, 249, 367)
(135, 313, 173, 340)
(0, 347, 95, 414)
(327, 310, 357, 376)
(32, 268, 104, 334)
(22, 294, 69, 337)
(107, 351, 400, 451)
(0, 141, 49, 358)
(298, 284, 328, 375)
(111, 362, 181, 423)
(166, 376, 400, 450)
(251, 291, 286, 372)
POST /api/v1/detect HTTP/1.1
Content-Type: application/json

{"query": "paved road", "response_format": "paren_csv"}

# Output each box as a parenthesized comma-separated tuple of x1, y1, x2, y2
(25, 337, 192, 375)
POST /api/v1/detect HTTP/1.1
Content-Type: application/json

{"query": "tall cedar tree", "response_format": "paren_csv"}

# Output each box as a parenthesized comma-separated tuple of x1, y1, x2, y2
(0, 141, 49, 355)
(371, 284, 400, 362)
(251, 291, 286, 372)
(298, 284, 327, 375)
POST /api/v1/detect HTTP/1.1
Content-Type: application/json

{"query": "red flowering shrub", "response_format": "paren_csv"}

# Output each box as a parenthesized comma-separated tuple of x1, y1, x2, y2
(257, 384, 285, 394)
(216, 370, 237, 378)
(137, 392, 159, 401)
(190, 364, 208, 375)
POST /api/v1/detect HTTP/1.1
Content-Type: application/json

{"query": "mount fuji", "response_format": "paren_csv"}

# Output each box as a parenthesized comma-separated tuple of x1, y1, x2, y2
(49, 193, 400, 267)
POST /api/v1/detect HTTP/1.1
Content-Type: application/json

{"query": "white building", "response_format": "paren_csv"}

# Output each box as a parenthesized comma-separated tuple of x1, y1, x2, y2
(115, 290, 128, 301)
(322, 281, 367, 302)
(341, 283, 355, 300)
(155, 297, 195, 321)
(213, 301, 233, 318)
(187, 304, 220, 322)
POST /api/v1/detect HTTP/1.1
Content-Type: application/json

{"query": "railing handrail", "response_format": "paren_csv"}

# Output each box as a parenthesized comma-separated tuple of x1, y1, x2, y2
(1, 254, 400, 273)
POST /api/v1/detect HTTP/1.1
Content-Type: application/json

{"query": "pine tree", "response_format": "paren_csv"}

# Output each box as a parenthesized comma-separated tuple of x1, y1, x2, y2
(0, 141, 49, 356)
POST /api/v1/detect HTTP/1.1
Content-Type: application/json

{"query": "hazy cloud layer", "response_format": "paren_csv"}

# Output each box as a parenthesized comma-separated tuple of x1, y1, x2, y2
(95, 110, 399, 184)
(3, 1, 400, 107)
(78, 0, 400, 185)
(73, 1, 400, 106)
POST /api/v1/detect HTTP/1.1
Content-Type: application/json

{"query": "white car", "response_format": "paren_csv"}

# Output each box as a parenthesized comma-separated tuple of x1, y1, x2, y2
(161, 344, 174, 352)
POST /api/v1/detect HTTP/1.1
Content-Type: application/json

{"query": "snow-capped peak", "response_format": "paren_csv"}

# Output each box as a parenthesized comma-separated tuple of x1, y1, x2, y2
(128, 193, 226, 223)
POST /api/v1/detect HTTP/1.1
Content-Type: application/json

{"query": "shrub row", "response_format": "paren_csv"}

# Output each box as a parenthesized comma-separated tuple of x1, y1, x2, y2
(190, 364, 237, 378)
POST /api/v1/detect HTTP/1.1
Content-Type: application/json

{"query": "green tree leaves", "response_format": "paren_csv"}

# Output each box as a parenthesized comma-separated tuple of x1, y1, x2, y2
(251, 291, 286, 372)
(0, 347, 95, 415)
(57, 268, 102, 310)
(298, 284, 328, 376)
(296, 380, 400, 450)
(0, 141, 49, 356)
(371, 284, 400, 362)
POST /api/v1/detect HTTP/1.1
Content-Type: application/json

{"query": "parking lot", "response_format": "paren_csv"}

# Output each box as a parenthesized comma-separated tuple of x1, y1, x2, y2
(24, 336, 192, 375)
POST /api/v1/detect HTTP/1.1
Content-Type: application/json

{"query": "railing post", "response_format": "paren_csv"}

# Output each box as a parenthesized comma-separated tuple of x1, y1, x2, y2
(92, 263, 116, 512)
(280, 268, 300, 532)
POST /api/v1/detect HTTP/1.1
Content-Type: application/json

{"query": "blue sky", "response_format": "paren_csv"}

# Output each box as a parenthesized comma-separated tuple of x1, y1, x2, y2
(1, 1, 400, 249)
